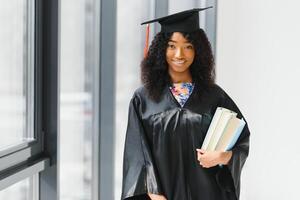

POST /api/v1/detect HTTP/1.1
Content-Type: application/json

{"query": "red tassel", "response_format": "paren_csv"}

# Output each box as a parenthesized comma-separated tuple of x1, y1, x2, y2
(143, 24, 150, 58)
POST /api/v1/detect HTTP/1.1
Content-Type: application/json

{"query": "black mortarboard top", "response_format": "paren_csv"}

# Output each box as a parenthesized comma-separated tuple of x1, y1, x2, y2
(141, 7, 212, 33)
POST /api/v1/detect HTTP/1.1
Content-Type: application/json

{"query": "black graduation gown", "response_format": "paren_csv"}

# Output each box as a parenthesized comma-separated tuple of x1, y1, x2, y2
(121, 84, 250, 200)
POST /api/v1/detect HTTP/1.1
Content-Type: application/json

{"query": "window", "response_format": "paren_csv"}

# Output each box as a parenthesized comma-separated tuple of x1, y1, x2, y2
(0, 0, 118, 199)
(60, 0, 100, 199)
(0, 175, 38, 200)
(0, 0, 35, 154)
(0, 0, 49, 199)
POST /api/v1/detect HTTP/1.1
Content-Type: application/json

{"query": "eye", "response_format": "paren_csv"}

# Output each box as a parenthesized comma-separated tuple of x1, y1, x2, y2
(185, 45, 194, 50)
(167, 43, 176, 49)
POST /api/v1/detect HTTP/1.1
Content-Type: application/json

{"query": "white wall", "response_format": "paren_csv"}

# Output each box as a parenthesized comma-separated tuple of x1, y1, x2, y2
(216, 1, 300, 199)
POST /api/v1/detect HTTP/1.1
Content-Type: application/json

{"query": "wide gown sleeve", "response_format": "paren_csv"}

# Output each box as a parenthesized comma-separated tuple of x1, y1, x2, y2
(216, 89, 250, 200)
(121, 95, 162, 200)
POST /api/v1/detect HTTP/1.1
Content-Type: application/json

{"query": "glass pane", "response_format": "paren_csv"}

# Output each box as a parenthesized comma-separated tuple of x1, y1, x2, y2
(115, 0, 149, 198)
(0, 175, 38, 200)
(60, 0, 99, 199)
(0, 0, 35, 151)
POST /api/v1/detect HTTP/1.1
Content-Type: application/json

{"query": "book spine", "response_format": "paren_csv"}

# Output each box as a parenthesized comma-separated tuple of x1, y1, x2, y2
(225, 118, 246, 151)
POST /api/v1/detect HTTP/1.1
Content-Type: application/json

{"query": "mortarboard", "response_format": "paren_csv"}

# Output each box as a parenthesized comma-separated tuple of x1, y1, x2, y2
(141, 7, 212, 57)
(141, 7, 213, 33)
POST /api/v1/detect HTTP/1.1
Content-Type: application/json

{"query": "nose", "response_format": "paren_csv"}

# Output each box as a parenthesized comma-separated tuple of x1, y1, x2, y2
(175, 47, 184, 59)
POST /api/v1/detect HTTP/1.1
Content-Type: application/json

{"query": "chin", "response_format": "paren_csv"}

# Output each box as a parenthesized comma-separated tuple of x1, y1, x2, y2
(169, 65, 190, 73)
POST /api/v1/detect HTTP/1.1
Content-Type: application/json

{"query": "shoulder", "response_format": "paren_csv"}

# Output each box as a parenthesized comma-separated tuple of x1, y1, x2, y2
(204, 83, 228, 99)
(208, 84, 244, 117)
(129, 85, 151, 107)
(132, 85, 147, 96)
(202, 84, 238, 108)
(132, 85, 148, 100)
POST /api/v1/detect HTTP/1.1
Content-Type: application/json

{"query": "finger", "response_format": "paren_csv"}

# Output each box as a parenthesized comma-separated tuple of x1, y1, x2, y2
(197, 151, 205, 160)
(199, 149, 205, 153)
(196, 149, 205, 154)
(198, 154, 205, 160)
(199, 162, 209, 168)
(197, 156, 203, 162)
(201, 162, 210, 168)
(196, 151, 200, 160)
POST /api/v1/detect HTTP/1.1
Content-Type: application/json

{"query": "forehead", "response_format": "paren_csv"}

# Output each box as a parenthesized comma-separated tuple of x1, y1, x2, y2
(169, 32, 190, 43)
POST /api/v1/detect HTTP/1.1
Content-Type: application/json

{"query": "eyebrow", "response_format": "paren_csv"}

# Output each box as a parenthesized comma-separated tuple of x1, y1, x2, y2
(168, 39, 192, 44)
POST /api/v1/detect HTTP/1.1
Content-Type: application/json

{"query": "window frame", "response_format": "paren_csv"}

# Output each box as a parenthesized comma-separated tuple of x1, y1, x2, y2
(0, 0, 42, 161)
(0, 0, 52, 195)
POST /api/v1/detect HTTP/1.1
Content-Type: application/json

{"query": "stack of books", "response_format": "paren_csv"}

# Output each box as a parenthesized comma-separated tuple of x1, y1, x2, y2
(201, 107, 245, 151)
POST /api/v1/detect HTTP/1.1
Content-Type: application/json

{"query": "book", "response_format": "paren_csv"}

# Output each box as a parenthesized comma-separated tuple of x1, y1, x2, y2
(224, 118, 245, 151)
(201, 107, 224, 150)
(201, 107, 237, 150)
(201, 107, 245, 152)
(215, 117, 245, 151)
(205, 108, 237, 151)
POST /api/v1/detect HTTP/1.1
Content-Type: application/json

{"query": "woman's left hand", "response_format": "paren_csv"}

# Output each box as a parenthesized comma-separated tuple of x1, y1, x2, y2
(196, 149, 232, 168)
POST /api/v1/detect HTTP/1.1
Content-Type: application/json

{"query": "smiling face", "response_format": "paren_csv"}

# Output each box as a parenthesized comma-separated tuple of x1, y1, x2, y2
(166, 32, 195, 83)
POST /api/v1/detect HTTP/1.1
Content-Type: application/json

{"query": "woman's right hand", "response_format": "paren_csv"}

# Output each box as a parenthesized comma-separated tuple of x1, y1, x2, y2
(148, 193, 167, 200)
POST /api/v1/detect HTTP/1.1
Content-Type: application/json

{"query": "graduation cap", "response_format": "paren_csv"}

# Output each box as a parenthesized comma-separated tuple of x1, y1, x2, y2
(141, 7, 213, 57)
(141, 7, 213, 33)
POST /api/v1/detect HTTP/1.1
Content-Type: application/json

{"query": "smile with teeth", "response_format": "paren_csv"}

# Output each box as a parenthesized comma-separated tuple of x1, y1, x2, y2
(172, 60, 186, 65)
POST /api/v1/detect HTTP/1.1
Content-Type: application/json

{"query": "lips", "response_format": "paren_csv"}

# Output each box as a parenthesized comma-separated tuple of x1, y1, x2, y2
(172, 60, 186, 65)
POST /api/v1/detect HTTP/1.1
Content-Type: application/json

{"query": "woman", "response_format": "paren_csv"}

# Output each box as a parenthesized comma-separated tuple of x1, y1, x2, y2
(121, 8, 250, 200)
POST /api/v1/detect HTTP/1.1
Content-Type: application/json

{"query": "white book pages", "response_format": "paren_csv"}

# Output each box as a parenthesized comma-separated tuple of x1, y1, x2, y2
(201, 107, 223, 150)
(215, 117, 241, 151)
(206, 109, 237, 151)
(201, 107, 236, 150)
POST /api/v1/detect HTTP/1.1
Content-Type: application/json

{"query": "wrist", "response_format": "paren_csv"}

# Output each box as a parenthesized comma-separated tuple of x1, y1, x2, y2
(220, 151, 232, 165)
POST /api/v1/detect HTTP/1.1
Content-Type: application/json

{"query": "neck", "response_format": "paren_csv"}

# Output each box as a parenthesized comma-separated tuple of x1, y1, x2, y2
(168, 69, 192, 83)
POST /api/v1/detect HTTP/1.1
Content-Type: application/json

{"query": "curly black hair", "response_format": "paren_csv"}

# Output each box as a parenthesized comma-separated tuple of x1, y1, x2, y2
(141, 29, 215, 102)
